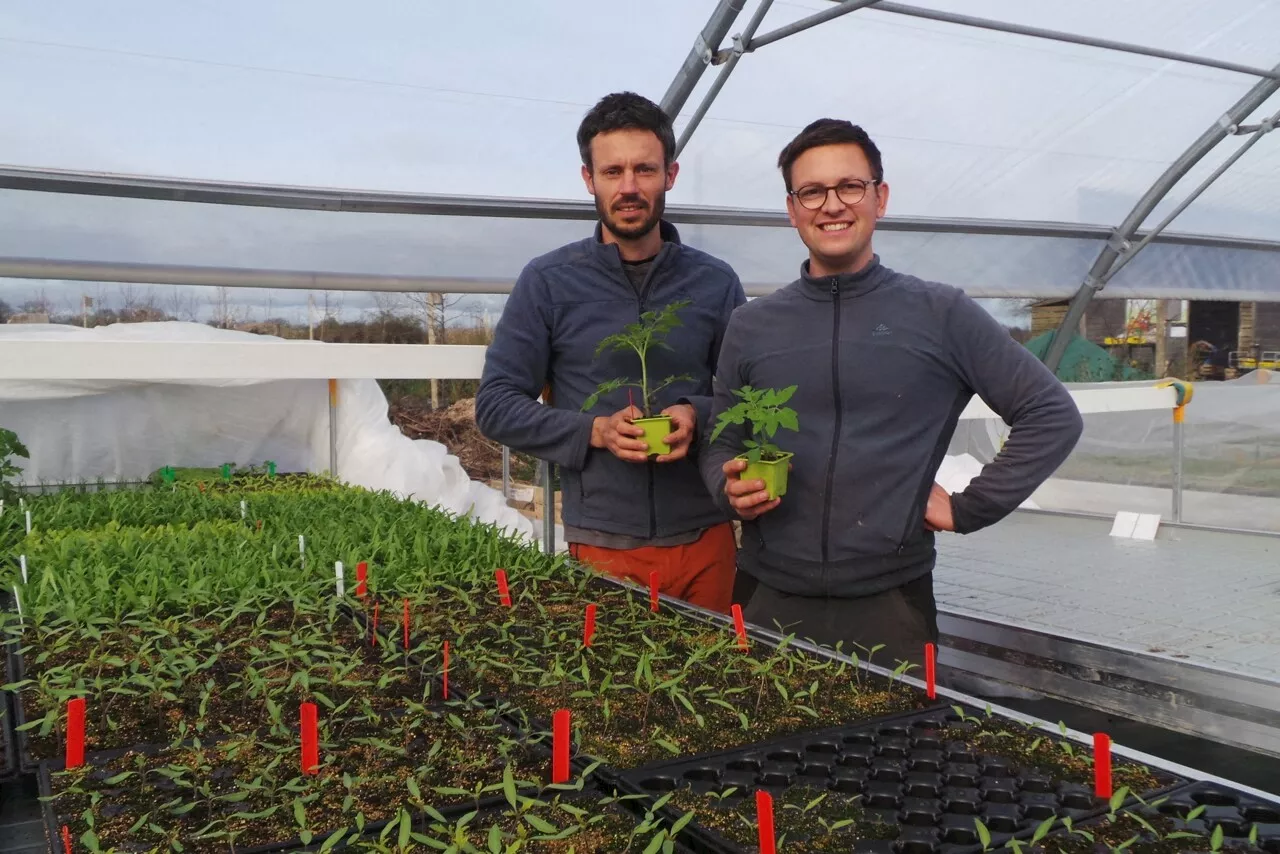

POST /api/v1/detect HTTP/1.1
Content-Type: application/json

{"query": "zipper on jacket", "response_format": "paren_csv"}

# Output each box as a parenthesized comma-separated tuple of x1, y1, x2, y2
(647, 461, 657, 539)
(821, 278, 843, 571)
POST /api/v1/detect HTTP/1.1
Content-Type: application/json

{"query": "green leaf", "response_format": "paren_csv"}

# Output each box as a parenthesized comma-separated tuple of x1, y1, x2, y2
(1031, 816, 1056, 844)
(974, 818, 992, 851)
(399, 809, 412, 849)
(524, 814, 559, 834)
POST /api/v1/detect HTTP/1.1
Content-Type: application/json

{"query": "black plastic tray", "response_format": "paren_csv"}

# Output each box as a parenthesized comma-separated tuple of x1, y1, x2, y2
(608, 706, 1190, 854)
(0, 590, 17, 781)
(1006, 780, 1280, 853)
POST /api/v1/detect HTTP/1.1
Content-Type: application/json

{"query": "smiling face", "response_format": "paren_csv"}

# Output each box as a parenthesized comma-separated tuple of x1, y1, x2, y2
(582, 128, 678, 251)
(785, 143, 889, 278)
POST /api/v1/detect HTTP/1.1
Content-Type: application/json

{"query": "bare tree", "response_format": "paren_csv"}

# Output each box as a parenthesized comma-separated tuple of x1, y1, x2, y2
(164, 288, 201, 322)
(403, 291, 462, 408)
(209, 286, 248, 329)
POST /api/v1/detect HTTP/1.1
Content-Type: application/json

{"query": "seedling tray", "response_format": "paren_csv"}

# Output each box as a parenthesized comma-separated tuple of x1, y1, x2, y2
(36, 734, 556, 854)
(1006, 781, 1280, 853)
(607, 705, 1189, 854)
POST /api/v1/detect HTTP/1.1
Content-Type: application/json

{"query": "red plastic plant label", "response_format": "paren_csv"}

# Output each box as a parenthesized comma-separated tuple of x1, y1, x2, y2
(301, 701, 319, 775)
(731, 604, 748, 651)
(649, 571, 660, 613)
(925, 642, 937, 699)
(65, 697, 86, 769)
(1094, 732, 1112, 798)
(552, 708, 571, 784)
(756, 789, 776, 854)
(583, 604, 597, 648)
(495, 569, 512, 607)
(61, 825, 72, 854)
(355, 561, 368, 597)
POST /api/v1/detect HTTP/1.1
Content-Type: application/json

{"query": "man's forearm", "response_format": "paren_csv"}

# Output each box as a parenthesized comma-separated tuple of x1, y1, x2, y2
(949, 383, 1082, 533)
(474, 382, 597, 472)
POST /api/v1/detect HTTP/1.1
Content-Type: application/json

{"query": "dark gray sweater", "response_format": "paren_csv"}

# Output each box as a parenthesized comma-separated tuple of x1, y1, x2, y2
(701, 256, 1083, 597)
(476, 221, 745, 540)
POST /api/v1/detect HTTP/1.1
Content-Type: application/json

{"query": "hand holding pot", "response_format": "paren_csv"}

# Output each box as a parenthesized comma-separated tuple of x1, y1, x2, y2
(590, 406, 651, 463)
(653, 404, 697, 463)
(722, 458, 782, 520)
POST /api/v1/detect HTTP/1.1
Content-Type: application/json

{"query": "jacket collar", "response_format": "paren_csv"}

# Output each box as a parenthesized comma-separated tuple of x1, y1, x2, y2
(590, 219, 682, 268)
(797, 254, 890, 300)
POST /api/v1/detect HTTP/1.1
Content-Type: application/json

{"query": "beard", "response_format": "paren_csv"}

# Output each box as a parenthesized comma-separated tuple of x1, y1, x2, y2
(597, 191, 665, 241)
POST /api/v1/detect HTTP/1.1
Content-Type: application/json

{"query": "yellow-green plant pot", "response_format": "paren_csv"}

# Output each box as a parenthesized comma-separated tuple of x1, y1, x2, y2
(738, 451, 793, 499)
(633, 415, 673, 456)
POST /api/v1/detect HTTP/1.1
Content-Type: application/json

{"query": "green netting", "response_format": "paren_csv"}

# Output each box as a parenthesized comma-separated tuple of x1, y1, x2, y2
(1023, 332, 1152, 382)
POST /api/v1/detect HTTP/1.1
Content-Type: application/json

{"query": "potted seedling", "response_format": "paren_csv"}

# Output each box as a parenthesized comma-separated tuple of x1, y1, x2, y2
(581, 300, 692, 456)
(709, 385, 799, 499)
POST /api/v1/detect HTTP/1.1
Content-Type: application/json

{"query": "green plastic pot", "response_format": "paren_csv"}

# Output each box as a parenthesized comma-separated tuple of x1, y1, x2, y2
(632, 415, 673, 456)
(739, 451, 793, 499)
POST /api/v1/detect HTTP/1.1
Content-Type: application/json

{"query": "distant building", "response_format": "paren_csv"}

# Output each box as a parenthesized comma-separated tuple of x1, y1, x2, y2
(1030, 297, 1280, 380)
(6, 312, 51, 324)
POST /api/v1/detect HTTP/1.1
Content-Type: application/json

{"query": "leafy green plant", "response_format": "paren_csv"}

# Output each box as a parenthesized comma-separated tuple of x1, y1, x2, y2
(0, 426, 29, 503)
(709, 385, 799, 462)
(581, 300, 692, 418)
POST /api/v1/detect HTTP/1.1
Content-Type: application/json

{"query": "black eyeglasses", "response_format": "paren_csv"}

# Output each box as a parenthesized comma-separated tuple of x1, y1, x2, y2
(790, 179, 879, 210)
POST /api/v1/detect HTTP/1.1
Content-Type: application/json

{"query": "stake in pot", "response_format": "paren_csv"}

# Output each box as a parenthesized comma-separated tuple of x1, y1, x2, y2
(580, 300, 693, 457)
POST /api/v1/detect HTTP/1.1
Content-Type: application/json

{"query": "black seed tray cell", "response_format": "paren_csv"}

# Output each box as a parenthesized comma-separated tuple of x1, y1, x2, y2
(610, 707, 1190, 854)
(1011, 781, 1280, 854)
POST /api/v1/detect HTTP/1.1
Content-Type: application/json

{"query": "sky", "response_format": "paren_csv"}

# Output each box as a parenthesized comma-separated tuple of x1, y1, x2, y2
(2, 0, 1279, 318)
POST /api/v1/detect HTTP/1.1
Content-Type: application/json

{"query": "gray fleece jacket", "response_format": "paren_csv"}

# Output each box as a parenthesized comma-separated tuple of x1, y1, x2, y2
(476, 221, 745, 540)
(702, 256, 1083, 597)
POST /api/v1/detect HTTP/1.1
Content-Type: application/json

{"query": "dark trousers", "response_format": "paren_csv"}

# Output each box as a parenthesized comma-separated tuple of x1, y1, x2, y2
(733, 571, 939, 671)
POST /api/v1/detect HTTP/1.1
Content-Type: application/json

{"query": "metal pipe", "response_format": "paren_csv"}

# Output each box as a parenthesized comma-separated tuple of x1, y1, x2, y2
(541, 460, 555, 555)
(1041, 63, 1280, 373)
(675, 0, 778, 158)
(1172, 418, 1185, 523)
(1099, 108, 1279, 286)
(660, 0, 748, 117)
(845, 1, 1280, 82)
(5, 165, 1280, 253)
(328, 378, 339, 479)
(501, 445, 511, 500)
(746, 0, 881, 53)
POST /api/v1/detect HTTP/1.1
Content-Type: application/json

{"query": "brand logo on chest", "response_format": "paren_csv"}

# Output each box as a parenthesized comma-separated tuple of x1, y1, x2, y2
(872, 323, 892, 337)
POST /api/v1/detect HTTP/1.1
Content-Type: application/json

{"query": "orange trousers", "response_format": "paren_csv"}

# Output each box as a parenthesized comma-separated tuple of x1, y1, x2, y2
(568, 522, 737, 614)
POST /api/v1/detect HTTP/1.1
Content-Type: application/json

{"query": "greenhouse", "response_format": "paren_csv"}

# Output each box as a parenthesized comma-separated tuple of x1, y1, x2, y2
(1, 1, 1279, 851)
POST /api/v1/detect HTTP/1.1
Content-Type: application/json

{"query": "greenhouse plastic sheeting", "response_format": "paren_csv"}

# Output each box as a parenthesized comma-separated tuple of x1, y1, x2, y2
(0, 322, 535, 540)
(948, 376, 1280, 532)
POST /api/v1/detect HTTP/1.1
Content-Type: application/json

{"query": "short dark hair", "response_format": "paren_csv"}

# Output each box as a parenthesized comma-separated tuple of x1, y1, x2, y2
(777, 119, 884, 191)
(577, 92, 676, 170)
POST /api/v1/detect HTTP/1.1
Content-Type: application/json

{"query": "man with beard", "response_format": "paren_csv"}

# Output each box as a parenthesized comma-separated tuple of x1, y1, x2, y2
(702, 119, 1082, 666)
(476, 92, 745, 613)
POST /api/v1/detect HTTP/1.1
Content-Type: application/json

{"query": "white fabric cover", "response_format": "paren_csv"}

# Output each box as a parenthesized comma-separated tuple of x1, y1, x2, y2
(0, 321, 535, 540)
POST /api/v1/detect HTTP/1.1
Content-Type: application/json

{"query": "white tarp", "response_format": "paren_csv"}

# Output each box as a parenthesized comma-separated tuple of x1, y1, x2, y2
(0, 321, 535, 540)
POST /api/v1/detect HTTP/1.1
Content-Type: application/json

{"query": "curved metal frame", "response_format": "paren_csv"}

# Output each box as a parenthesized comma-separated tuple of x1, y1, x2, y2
(663, 0, 1280, 372)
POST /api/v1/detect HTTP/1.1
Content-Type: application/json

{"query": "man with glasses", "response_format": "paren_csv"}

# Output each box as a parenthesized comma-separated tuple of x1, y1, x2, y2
(701, 119, 1082, 667)
(477, 92, 745, 613)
